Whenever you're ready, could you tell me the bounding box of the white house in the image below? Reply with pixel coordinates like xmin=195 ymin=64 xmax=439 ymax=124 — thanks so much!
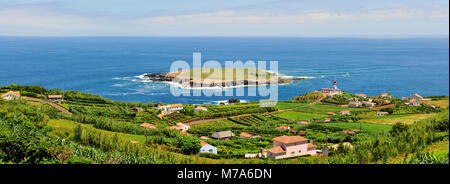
xmin=1 ymin=91 xmax=20 ymax=100
xmin=409 ymin=99 xmax=421 ymax=106
xmin=199 ymin=141 xmax=217 ymax=154
xmin=362 ymin=101 xmax=376 ymax=107
xmin=155 ymin=104 xmax=184 ymax=113
xmin=348 ymin=101 xmax=361 ymax=108
xmin=194 ymin=106 xmax=208 ymax=111
xmin=376 ymin=111 xmax=389 ymax=116
xmin=340 ymin=110 xmax=352 ymax=115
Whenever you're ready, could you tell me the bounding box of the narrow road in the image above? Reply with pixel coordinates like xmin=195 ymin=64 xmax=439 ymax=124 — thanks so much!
xmin=21 ymin=96 xmax=72 ymax=115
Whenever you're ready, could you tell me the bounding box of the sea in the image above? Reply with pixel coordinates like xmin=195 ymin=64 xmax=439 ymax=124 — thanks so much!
xmin=0 ymin=37 xmax=448 ymax=104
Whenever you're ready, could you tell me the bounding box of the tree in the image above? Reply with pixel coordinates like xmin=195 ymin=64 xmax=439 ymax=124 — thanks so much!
xmin=390 ymin=122 xmax=408 ymax=136
xmin=176 ymin=135 xmax=201 ymax=154
xmin=380 ymin=107 xmax=394 ymax=114
xmin=182 ymin=106 xmax=195 ymax=116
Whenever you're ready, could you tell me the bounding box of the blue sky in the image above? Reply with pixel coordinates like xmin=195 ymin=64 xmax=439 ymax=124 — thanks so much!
xmin=0 ymin=0 xmax=448 ymax=37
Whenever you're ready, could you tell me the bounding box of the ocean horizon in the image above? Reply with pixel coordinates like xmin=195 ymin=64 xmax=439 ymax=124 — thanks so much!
xmin=0 ymin=37 xmax=448 ymax=104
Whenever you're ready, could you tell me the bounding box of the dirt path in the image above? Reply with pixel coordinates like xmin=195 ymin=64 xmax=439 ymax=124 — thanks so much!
xmin=21 ymin=96 xmax=72 ymax=115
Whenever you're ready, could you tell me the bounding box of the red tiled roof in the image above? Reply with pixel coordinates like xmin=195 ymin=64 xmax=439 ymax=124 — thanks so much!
xmin=267 ymin=146 xmax=286 ymax=154
xmin=240 ymin=132 xmax=252 ymax=138
xmin=273 ymin=135 xmax=308 ymax=144
xmin=357 ymin=94 xmax=367 ymax=97
xmin=140 ymin=123 xmax=156 ymax=129
xmin=307 ymin=143 xmax=316 ymax=149
xmin=1 ymin=91 xmax=20 ymax=98
xmin=180 ymin=131 xmax=191 ymax=136
xmin=48 ymin=95 xmax=63 ymax=99
xmin=327 ymin=112 xmax=336 ymax=115
xmin=200 ymin=141 xmax=208 ymax=147
xmin=410 ymin=99 xmax=417 ymax=102
xmin=276 ymin=126 xmax=289 ymax=130
xmin=299 ymin=121 xmax=309 ymax=124
xmin=169 ymin=104 xmax=183 ymax=107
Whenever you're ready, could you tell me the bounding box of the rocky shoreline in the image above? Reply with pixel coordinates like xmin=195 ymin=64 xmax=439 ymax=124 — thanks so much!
xmin=143 ymin=71 xmax=306 ymax=88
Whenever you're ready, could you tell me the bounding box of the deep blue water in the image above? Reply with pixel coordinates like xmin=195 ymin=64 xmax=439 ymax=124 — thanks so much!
xmin=0 ymin=37 xmax=448 ymax=104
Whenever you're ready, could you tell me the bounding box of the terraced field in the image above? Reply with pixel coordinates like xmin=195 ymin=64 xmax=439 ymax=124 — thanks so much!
xmin=294 ymin=103 xmax=371 ymax=114
xmin=275 ymin=111 xmax=328 ymax=121
xmin=229 ymin=114 xmax=289 ymax=126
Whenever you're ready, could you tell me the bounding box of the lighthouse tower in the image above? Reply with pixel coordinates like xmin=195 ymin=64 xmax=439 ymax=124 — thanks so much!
xmin=333 ymin=79 xmax=337 ymax=89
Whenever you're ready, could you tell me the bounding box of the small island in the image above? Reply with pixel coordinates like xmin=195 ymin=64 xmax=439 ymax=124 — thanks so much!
xmin=143 ymin=68 xmax=306 ymax=88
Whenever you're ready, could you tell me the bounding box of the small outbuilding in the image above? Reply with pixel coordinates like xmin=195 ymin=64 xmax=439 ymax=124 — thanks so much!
xmin=211 ymin=130 xmax=235 ymax=140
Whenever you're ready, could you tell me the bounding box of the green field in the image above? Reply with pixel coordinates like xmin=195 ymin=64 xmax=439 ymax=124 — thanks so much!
xmin=275 ymin=101 xmax=309 ymax=110
xmin=294 ymin=103 xmax=370 ymax=114
xmin=275 ymin=111 xmax=328 ymax=121
xmin=429 ymin=99 xmax=449 ymax=108
xmin=320 ymin=122 xmax=392 ymax=134
xmin=360 ymin=113 xmax=436 ymax=125
xmin=175 ymin=68 xmax=274 ymax=81
xmin=425 ymin=141 xmax=450 ymax=160
xmin=48 ymin=119 xmax=148 ymax=143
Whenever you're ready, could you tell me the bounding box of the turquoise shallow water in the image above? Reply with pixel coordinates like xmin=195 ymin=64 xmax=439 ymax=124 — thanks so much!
xmin=0 ymin=37 xmax=448 ymax=104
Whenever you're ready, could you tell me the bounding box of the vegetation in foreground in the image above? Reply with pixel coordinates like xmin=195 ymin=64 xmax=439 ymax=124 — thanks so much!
xmin=0 ymin=84 xmax=448 ymax=164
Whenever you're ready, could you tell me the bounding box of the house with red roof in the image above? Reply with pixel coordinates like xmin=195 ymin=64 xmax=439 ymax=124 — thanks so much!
xmin=340 ymin=110 xmax=352 ymax=115
xmin=1 ymin=91 xmax=20 ymax=100
xmin=266 ymin=135 xmax=317 ymax=159
xmin=408 ymin=99 xmax=421 ymax=106
xmin=48 ymin=95 xmax=63 ymax=103
xmin=239 ymin=132 xmax=253 ymax=138
xmin=140 ymin=123 xmax=156 ymax=129
xmin=357 ymin=94 xmax=367 ymax=98
xmin=199 ymin=141 xmax=217 ymax=154
xmin=275 ymin=126 xmax=290 ymax=131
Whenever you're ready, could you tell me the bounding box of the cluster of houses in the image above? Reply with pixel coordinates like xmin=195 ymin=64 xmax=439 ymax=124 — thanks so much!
xmin=198 ymin=129 xmax=319 ymax=160
xmin=152 ymin=103 xmax=208 ymax=118
xmin=402 ymin=94 xmax=432 ymax=107
xmin=1 ymin=91 xmax=64 ymax=103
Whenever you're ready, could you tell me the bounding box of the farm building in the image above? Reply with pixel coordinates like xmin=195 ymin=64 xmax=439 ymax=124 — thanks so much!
xmin=48 ymin=95 xmax=64 ymax=103
xmin=211 ymin=130 xmax=235 ymax=139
